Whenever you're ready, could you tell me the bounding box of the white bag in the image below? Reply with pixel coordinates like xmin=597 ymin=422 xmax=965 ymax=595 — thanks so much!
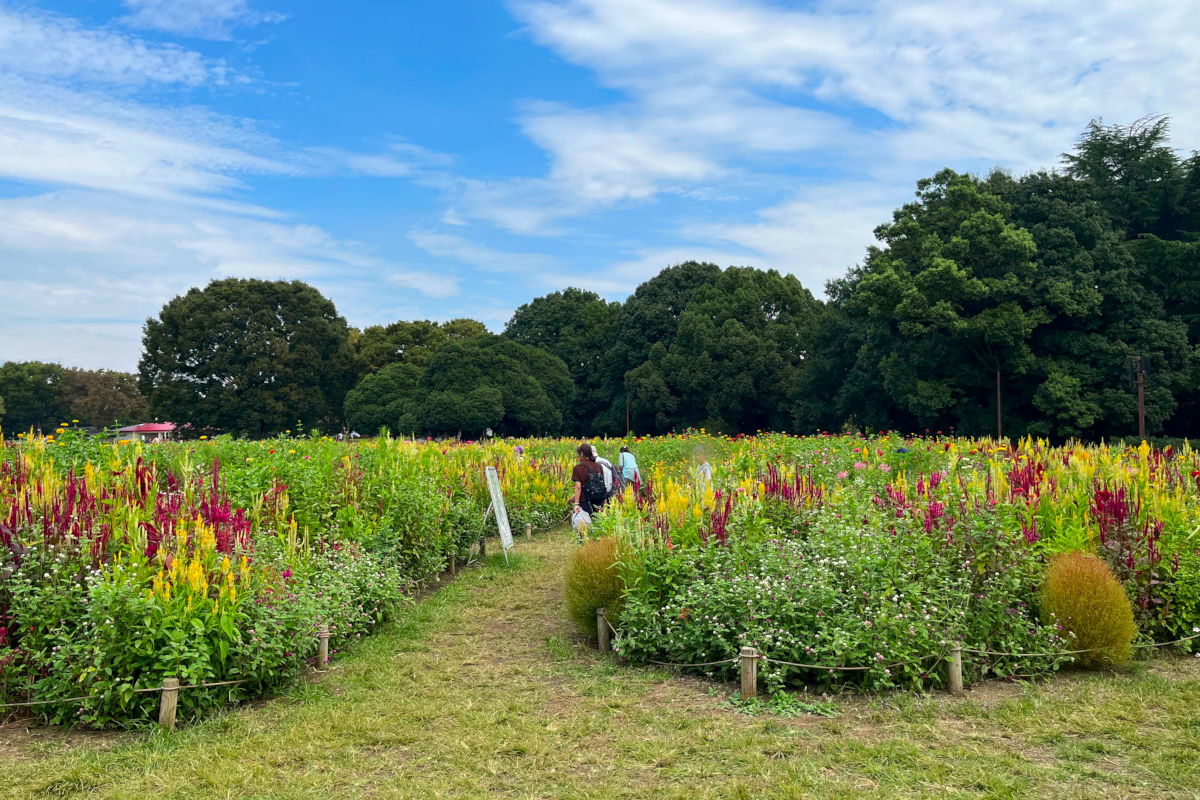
xmin=571 ymin=509 xmax=592 ymax=533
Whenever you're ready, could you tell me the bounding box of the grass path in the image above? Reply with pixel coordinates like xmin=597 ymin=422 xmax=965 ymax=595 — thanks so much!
xmin=3 ymin=529 xmax=1200 ymax=799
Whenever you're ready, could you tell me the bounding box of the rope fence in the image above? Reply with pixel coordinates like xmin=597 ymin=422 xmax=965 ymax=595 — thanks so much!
xmin=3 ymin=520 xmax=563 ymax=729
xmin=593 ymin=608 xmax=1200 ymax=702
xmin=0 ymin=623 xmax=332 ymax=730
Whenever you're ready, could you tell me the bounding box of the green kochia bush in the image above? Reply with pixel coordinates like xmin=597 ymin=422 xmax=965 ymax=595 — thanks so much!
xmin=615 ymin=510 xmax=1066 ymax=692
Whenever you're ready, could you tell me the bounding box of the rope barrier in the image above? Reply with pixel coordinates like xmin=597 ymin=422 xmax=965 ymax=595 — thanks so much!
xmin=0 ymin=679 xmax=253 ymax=710
xmin=647 ymin=657 xmax=740 ymax=669
xmin=759 ymin=652 xmax=942 ymax=672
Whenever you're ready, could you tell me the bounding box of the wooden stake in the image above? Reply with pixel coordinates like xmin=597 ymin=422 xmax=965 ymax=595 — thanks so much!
xmin=158 ymin=677 xmax=179 ymax=731
xmin=597 ymin=608 xmax=610 ymax=653
xmin=449 ymin=554 xmax=457 ymax=576
xmin=525 ymin=522 xmax=532 ymax=541
xmin=740 ymin=647 xmax=758 ymax=701
xmin=948 ymin=645 xmax=964 ymax=696
xmin=317 ymin=624 xmax=330 ymax=669
xmin=479 ymin=537 xmax=486 ymax=558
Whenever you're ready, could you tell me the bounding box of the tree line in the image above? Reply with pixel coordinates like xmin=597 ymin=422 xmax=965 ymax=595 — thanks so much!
xmin=2 ymin=118 xmax=1197 ymax=441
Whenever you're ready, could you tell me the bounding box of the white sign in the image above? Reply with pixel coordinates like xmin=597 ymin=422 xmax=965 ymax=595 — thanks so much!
xmin=485 ymin=466 xmax=514 ymax=559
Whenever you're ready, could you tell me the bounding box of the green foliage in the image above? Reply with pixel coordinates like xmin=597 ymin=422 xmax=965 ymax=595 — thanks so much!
xmin=345 ymin=334 xmax=573 ymax=438
xmin=0 ymin=361 xmax=68 ymax=434
xmin=1041 ymin=551 xmax=1137 ymax=669
xmin=344 ymin=362 xmax=422 ymax=435
xmin=504 ymin=288 xmax=619 ymax=434
xmin=615 ymin=512 xmax=1065 ymax=692
xmin=563 ymin=536 xmax=625 ymax=639
xmin=353 ymin=318 xmax=487 ymax=378
xmin=138 ymin=279 xmax=356 ymax=437
xmin=59 ymin=368 xmax=147 ymax=429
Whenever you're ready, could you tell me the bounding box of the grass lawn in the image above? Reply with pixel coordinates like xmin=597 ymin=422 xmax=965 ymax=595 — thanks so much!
xmin=3 ymin=530 xmax=1199 ymax=800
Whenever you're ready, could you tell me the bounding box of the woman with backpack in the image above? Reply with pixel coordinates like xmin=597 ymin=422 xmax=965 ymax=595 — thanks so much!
xmin=571 ymin=442 xmax=609 ymax=520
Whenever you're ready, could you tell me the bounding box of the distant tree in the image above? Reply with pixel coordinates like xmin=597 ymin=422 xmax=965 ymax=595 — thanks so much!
xmin=343 ymin=335 xmax=572 ymax=438
xmin=60 ymin=368 xmax=147 ymax=429
xmin=139 ymin=279 xmax=356 ymax=437
xmin=343 ymin=362 xmax=422 ymax=435
xmin=420 ymin=336 xmax=573 ymax=436
xmin=836 ymin=170 xmax=1044 ymax=434
xmin=987 ymin=169 xmax=1190 ymax=438
xmin=353 ymin=318 xmax=489 ymax=378
xmin=596 ymin=262 xmax=724 ymax=432
xmin=504 ymin=288 xmax=618 ymax=433
xmin=0 ymin=361 xmax=67 ymax=434
xmin=638 ymin=267 xmax=819 ymax=433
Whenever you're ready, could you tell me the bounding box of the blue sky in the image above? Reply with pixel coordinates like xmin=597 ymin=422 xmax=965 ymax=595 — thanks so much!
xmin=2 ymin=0 xmax=1198 ymax=371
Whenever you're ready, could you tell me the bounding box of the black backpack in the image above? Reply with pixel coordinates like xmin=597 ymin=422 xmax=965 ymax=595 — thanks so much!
xmin=584 ymin=463 xmax=608 ymax=504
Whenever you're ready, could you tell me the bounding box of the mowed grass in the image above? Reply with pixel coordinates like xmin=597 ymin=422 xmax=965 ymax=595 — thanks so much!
xmin=3 ymin=531 xmax=1200 ymax=800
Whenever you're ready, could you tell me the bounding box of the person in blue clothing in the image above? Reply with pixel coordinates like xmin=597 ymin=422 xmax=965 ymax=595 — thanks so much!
xmin=618 ymin=445 xmax=639 ymax=484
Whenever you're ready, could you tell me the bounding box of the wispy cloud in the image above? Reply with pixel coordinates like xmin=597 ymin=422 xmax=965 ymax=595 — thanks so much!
xmin=0 ymin=6 xmax=221 ymax=85
xmin=409 ymin=230 xmax=557 ymax=273
xmin=121 ymin=0 xmax=285 ymax=41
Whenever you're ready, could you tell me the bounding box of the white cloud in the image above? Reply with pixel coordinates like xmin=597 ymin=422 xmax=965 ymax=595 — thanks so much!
xmin=121 ymin=0 xmax=285 ymax=41
xmin=409 ymin=230 xmax=558 ymax=273
xmin=0 ymin=7 xmax=220 ymax=85
xmin=387 ymin=270 xmax=461 ymax=299
xmin=0 ymin=190 xmax=452 ymax=369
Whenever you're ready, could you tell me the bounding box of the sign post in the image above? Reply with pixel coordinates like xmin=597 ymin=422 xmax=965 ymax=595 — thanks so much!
xmin=484 ymin=466 xmax=514 ymax=564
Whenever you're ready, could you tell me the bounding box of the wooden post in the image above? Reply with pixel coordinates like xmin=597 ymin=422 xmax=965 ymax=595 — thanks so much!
xmin=948 ymin=645 xmax=964 ymax=696
xmin=158 ymin=677 xmax=179 ymax=731
xmin=740 ymin=647 xmax=758 ymax=701
xmin=597 ymin=608 xmax=610 ymax=653
xmin=524 ymin=522 xmax=532 ymax=541
xmin=479 ymin=537 xmax=486 ymax=558
xmin=449 ymin=554 xmax=457 ymax=576
xmin=317 ymin=624 xmax=330 ymax=669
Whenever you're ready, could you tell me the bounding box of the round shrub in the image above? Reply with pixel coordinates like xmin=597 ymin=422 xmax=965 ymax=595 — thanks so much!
xmin=564 ymin=537 xmax=625 ymax=639
xmin=1042 ymin=551 xmax=1136 ymax=668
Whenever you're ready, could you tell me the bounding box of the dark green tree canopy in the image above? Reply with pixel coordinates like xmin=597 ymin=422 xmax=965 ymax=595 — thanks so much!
xmin=0 ymin=361 xmax=68 ymax=435
xmin=504 ymin=288 xmax=618 ymax=434
xmin=344 ymin=335 xmax=572 ymax=438
xmin=139 ymin=279 xmax=355 ymax=437
xmin=353 ymin=318 xmax=488 ymax=378
xmin=60 ymin=368 xmax=147 ymax=429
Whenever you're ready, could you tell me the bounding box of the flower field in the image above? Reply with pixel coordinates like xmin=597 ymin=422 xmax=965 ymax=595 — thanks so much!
xmin=3 ymin=429 xmax=1200 ymax=728
xmin=570 ymin=433 xmax=1200 ymax=692
xmin=0 ymin=430 xmax=567 ymax=726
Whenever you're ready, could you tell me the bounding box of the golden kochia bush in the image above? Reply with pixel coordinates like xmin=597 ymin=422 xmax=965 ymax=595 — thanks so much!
xmin=1041 ymin=551 xmax=1137 ymax=668
xmin=564 ymin=536 xmax=625 ymax=639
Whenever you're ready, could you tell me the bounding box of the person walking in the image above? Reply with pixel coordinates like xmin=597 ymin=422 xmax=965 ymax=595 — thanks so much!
xmin=572 ymin=442 xmax=609 ymax=519
xmin=694 ymin=445 xmax=713 ymax=491
xmin=618 ymin=445 xmax=639 ymax=484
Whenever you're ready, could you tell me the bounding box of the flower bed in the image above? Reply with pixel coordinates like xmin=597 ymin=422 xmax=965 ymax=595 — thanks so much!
xmin=579 ymin=434 xmax=1200 ymax=689
xmin=0 ymin=431 xmax=568 ymax=726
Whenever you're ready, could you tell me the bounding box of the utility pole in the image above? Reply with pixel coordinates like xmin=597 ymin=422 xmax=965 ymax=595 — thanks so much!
xmin=1134 ymin=355 xmax=1146 ymax=440
xmin=995 ymin=365 xmax=1002 ymax=440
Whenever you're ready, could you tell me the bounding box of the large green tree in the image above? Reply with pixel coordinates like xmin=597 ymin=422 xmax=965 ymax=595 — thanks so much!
xmin=0 ymin=361 xmax=68 ymax=435
xmin=353 ymin=318 xmax=488 ymax=378
xmin=627 ymin=267 xmax=819 ymax=433
xmin=60 ymin=368 xmax=147 ymax=429
xmin=504 ymin=288 xmax=618 ymax=434
xmin=139 ymin=279 xmax=356 ymax=437
xmin=835 ymin=170 xmax=1044 ymax=435
xmin=344 ymin=335 xmax=572 ymax=438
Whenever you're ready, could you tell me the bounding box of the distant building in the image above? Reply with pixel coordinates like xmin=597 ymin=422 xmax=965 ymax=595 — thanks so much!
xmin=117 ymin=422 xmax=176 ymax=443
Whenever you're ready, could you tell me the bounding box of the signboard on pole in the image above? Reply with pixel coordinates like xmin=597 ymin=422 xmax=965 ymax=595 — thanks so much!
xmin=485 ymin=465 xmax=514 ymax=562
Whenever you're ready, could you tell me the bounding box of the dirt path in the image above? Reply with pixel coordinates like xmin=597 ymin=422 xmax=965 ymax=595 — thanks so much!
xmin=4 ymin=529 xmax=1200 ymax=799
